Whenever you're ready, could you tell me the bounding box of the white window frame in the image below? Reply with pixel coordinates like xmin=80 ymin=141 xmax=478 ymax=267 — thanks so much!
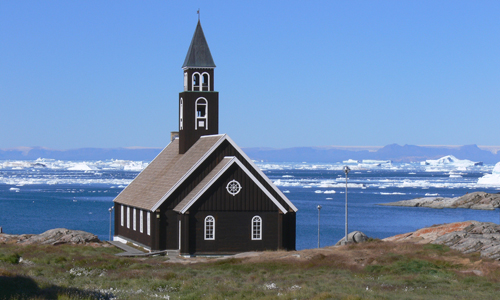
xmin=133 ymin=208 xmax=136 ymax=231
xmin=139 ymin=210 xmax=143 ymax=233
xmin=201 ymin=72 xmax=210 ymax=91
xmin=179 ymin=98 xmax=183 ymax=130
xmin=120 ymin=205 xmax=124 ymax=226
xmin=252 ymin=216 xmax=262 ymax=240
xmin=147 ymin=212 xmax=151 ymax=236
xmin=195 ymin=97 xmax=208 ymax=130
xmin=192 ymin=72 xmax=201 ymax=91
xmin=127 ymin=207 xmax=130 ymax=229
xmin=183 ymin=72 xmax=188 ymax=91
xmin=204 ymin=215 xmax=215 ymax=240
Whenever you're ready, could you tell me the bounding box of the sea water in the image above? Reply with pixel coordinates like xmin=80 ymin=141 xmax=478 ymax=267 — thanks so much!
xmin=0 ymin=159 xmax=499 ymax=250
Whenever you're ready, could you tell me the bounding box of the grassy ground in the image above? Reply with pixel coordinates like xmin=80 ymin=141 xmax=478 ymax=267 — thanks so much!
xmin=1 ymin=240 xmax=500 ymax=299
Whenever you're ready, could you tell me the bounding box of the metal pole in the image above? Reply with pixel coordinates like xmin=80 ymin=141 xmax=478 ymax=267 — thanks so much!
xmin=344 ymin=166 xmax=350 ymax=245
xmin=317 ymin=205 xmax=322 ymax=248
xmin=108 ymin=206 xmax=114 ymax=241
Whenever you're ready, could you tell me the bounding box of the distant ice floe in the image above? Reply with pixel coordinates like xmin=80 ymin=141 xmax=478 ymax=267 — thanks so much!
xmin=380 ymin=192 xmax=406 ymax=195
xmin=477 ymin=162 xmax=500 ymax=187
xmin=421 ymin=155 xmax=482 ymax=168
xmin=0 ymin=158 xmax=149 ymax=172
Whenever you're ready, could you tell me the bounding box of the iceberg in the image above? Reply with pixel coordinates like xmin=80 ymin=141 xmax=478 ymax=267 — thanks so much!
xmin=477 ymin=162 xmax=500 ymax=187
xmin=421 ymin=155 xmax=482 ymax=167
xmin=67 ymin=163 xmax=94 ymax=171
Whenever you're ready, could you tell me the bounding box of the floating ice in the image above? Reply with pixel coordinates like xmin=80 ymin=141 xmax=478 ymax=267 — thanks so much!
xmin=343 ymin=159 xmax=360 ymax=164
xmin=421 ymin=155 xmax=482 ymax=168
xmin=380 ymin=192 xmax=406 ymax=195
xmin=68 ymin=163 xmax=94 ymax=171
xmin=477 ymin=162 xmax=500 ymax=187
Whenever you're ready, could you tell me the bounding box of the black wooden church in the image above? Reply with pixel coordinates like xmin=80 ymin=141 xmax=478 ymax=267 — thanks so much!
xmin=113 ymin=21 xmax=297 ymax=255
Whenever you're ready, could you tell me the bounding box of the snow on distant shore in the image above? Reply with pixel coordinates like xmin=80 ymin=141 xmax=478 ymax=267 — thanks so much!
xmin=478 ymin=162 xmax=500 ymax=187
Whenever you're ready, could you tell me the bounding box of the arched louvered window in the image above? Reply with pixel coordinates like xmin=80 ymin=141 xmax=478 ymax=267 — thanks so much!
xmin=195 ymin=98 xmax=208 ymax=130
xmin=192 ymin=73 xmax=200 ymax=91
xmin=179 ymin=98 xmax=183 ymax=130
xmin=202 ymin=73 xmax=210 ymax=91
xmin=252 ymin=216 xmax=262 ymax=240
xmin=205 ymin=215 xmax=215 ymax=240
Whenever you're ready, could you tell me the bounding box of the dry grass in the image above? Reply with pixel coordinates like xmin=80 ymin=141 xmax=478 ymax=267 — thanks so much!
xmin=1 ymin=240 xmax=500 ymax=299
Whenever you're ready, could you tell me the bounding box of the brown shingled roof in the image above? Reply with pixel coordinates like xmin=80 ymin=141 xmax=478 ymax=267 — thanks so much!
xmin=113 ymin=135 xmax=224 ymax=210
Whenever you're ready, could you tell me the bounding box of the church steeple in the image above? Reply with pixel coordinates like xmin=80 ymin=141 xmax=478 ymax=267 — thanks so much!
xmin=182 ymin=21 xmax=216 ymax=69
xmin=178 ymin=21 xmax=219 ymax=154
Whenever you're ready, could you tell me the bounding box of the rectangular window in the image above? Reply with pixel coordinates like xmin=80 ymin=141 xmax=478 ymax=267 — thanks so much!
xmin=147 ymin=212 xmax=151 ymax=236
xmin=120 ymin=205 xmax=124 ymax=226
xmin=133 ymin=208 xmax=136 ymax=231
xmin=140 ymin=210 xmax=143 ymax=233
xmin=127 ymin=207 xmax=130 ymax=229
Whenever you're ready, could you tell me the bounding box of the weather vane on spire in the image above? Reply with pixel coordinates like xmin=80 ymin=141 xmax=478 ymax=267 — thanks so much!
xmin=197 ymin=9 xmax=200 ymax=21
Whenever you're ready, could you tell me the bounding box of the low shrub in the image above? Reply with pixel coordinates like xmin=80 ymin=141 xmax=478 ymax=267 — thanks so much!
xmin=0 ymin=253 xmax=20 ymax=264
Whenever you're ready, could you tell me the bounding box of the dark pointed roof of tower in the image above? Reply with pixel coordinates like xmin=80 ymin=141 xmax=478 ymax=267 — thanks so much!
xmin=182 ymin=21 xmax=216 ymax=69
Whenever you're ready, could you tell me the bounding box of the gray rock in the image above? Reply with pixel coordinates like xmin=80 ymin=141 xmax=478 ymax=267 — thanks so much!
xmin=380 ymin=192 xmax=500 ymax=210
xmin=335 ymin=231 xmax=369 ymax=246
xmin=0 ymin=228 xmax=100 ymax=245
xmin=432 ymin=222 xmax=500 ymax=260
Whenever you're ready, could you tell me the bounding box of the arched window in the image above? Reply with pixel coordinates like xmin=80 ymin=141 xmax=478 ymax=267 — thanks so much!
xmin=127 ymin=207 xmax=130 ymax=229
xmin=120 ymin=205 xmax=124 ymax=226
xmin=183 ymin=72 xmax=188 ymax=91
xmin=192 ymin=73 xmax=200 ymax=91
xmin=252 ymin=216 xmax=262 ymax=240
xmin=179 ymin=98 xmax=183 ymax=130
xmin=195 ymin=98 xmax=208 ymax=130
xmin=202 ymin=73 xmax=209 ymax=91
xmin=205 ymin=215 xmax=215 ymax=240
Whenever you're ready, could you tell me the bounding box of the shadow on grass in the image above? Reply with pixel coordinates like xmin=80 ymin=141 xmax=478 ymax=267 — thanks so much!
xmin=0 ymin=275 xmax=113 ymax=300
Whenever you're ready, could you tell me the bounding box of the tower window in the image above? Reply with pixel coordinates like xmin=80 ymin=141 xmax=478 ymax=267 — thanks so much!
xmin=183 ymin=72 xmax=188 ymax=91
xmin=205 ymin=215 xmax=215 ymax=240
xmin=195 ymin=98 xmax=208 ymax=130
xmin=202 ymin=73 xmax=209 ymax=91
xmin=252 ymin=216 xmax=262 ymax=240
xmin=192 ymin=73 xmax=200 ymax=91
xmin=179 ymin=98 xmax=183 ymax=130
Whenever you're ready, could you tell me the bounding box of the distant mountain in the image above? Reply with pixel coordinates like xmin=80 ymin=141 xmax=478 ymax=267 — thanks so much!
xmin=244 ymin=144 xmax=500 ymax=164
xmin=1 ymin=144 xmax=499 ymax=164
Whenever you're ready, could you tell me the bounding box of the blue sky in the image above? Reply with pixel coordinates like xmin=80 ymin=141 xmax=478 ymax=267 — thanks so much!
xmin=1 ymin=1 xmax=499 ymax=149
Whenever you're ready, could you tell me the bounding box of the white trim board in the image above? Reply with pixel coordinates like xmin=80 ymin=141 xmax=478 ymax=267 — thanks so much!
xmin=151 ymin=134 xmax=297 ymax=213
xmin=177 ymin=156 xmax=288 ymax=214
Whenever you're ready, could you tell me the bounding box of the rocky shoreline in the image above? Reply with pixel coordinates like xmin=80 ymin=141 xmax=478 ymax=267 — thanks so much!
xmin=0 ymin=228 xmax=101 ymax=245
xmin=384 ymin=221 xmax=500 ymax=260
xmin=379 ymin=191 xmax=500 ymax=210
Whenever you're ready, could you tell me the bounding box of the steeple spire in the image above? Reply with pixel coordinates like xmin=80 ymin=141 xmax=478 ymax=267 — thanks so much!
xmin=182 ymin=21 xmax=216 ymax=69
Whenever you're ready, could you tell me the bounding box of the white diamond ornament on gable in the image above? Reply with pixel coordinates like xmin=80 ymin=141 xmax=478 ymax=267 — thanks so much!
xmin=226 ymin=180 xmax=242 ymax=196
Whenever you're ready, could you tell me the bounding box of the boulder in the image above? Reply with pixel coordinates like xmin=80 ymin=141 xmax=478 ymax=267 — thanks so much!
xmin=335 ymin=231 xmax=369 ymax=246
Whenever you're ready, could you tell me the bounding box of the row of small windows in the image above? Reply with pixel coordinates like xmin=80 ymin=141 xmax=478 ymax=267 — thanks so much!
xmin=120 ymin=206 xmax=151 ymax=236
xmin=184 ymin=72 xmax=210 ymax=91
xmin=204 ymin=215 xmax=262 ymax=241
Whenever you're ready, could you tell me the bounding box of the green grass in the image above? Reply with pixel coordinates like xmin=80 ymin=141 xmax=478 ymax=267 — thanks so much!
xmin=1 ymin=241 xmax=500 ymax=299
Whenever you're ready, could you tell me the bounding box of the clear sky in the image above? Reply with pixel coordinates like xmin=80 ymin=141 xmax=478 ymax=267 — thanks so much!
xmin=1 ymin=1 xmax=499 ymax=150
